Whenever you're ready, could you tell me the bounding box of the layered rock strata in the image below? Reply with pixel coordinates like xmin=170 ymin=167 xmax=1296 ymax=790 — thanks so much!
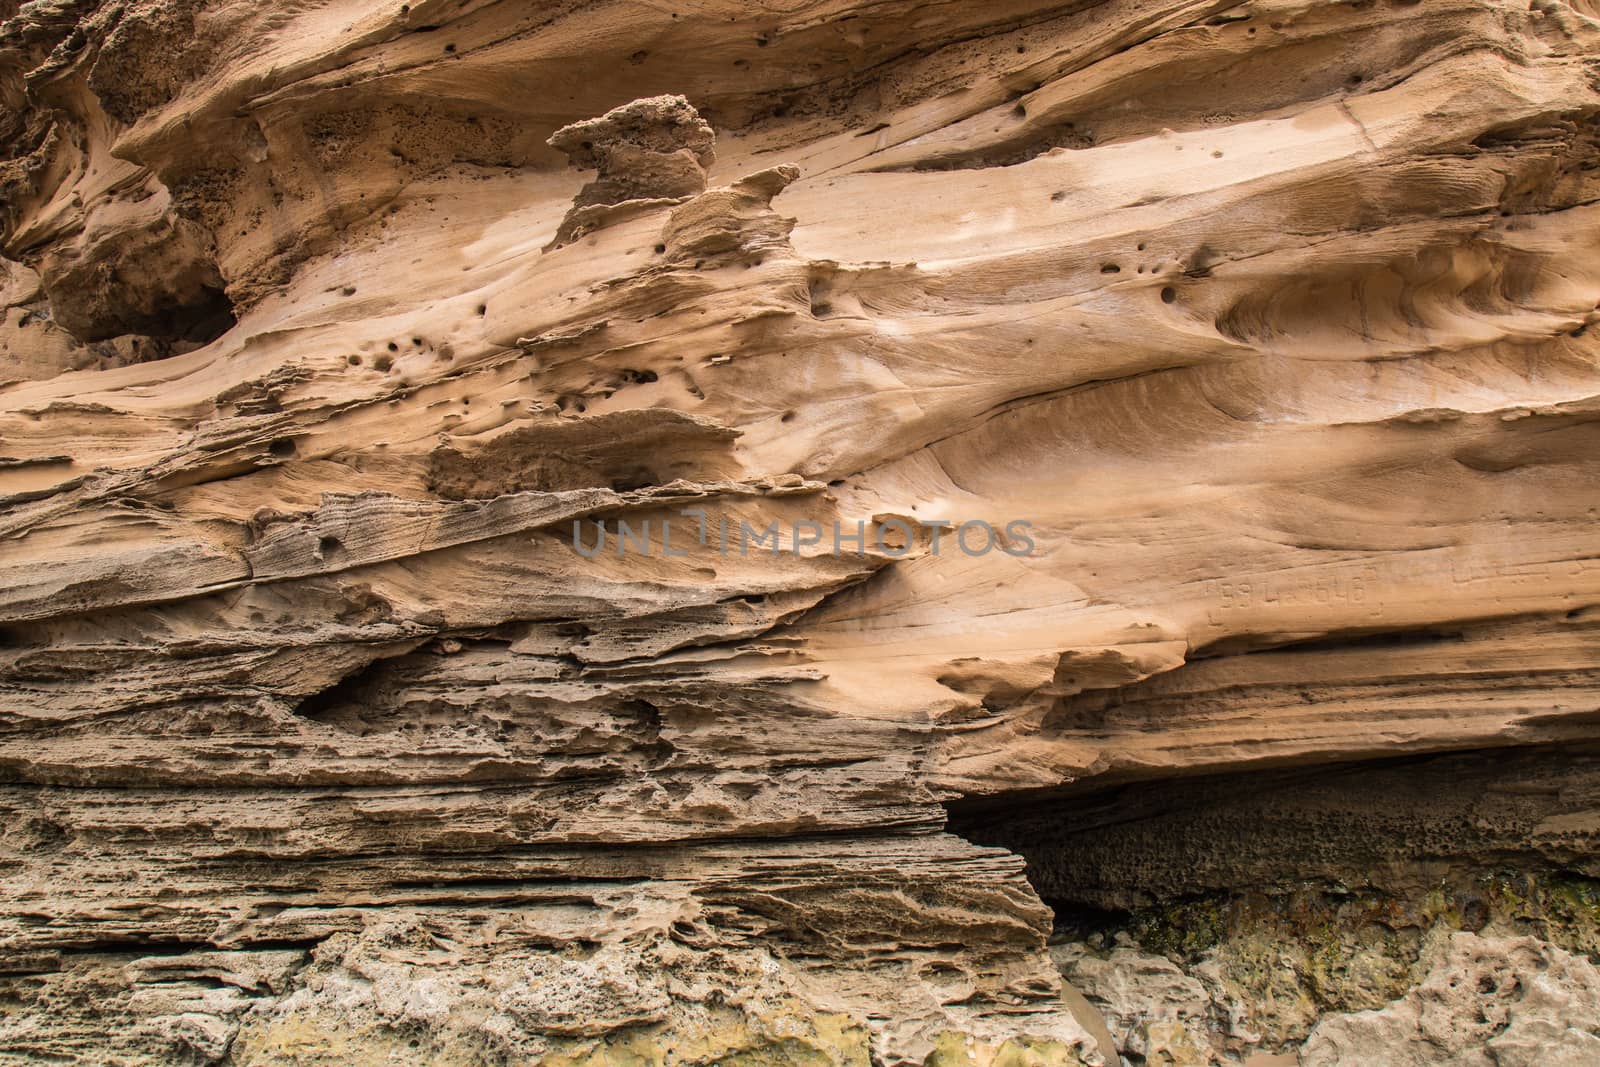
xmin=2 ymin=0 xmax=1600 ymax=1063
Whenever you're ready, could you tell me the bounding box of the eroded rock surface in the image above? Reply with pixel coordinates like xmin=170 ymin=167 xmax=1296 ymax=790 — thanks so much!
xmin=2 ymin=0 xmax=1600 ymax=1063
xmin=1301 ymin=933 xmax=1600 ymax=1067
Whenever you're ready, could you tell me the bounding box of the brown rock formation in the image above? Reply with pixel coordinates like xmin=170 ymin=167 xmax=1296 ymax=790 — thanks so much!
xmin=2 ymin=0 xmax=1600 ymax=1063
xmin=546 ymin=94 xmax=718 ymax=249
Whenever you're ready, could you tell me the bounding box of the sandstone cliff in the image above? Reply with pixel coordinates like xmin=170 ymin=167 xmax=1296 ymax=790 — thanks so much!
xmin=3 ymin=0 xmax=1600 ymax=1064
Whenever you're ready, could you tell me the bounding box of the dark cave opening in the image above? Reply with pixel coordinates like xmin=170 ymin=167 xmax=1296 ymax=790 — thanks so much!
xmin=944 ymin=744 xmax=1600 ymax=1062
xmin=174 ymin=285 xmax=239 ymax=344
xmin=945 ymin=741 xmax=1600 ymax=921
xmin=291 ymin=652 xmax=402 ymax=727
xmin=60 ymin=283 xmax=238 ymax=350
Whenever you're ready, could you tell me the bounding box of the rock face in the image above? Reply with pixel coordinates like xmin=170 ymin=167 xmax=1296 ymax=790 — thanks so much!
xmin=1 ymin=0 xmax=1599 ymax=1064
xmin=1301 ymin=933 xmax=1600 ymax=1067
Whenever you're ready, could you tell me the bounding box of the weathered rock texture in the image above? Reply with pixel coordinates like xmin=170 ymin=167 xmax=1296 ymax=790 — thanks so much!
xmin=2 ymin=0 xmax=1600 ymax=1063
xmin=1301 ymin=932 xmax=1600 ymax=1066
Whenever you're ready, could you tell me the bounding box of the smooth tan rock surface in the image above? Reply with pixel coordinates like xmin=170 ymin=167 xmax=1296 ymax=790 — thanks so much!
xmin=2 ymin=0 xmax=1599 ymax=1063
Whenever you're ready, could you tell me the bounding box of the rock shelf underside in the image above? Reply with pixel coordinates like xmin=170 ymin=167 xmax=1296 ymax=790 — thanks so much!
xmin=3 ymin=0 xmax=1600 ymax=1063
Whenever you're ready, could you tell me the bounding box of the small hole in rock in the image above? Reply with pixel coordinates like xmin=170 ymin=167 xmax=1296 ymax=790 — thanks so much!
xmin=1100 ymin=264 xmax=1121 ymax=274
xmin=1161 ymin=287 xmax=1177 ymax=304
xmin=269 ymin=438 xmax=296 ymax=458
